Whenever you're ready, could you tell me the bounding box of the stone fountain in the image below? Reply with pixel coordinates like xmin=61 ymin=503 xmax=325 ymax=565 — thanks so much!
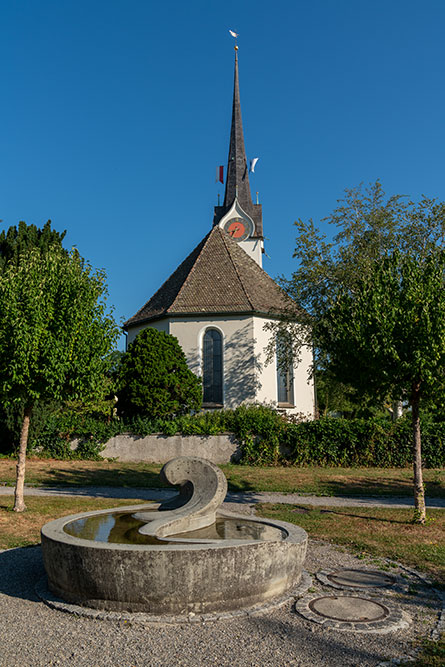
xmin=41 ymin=457 xmax=307 ymax=615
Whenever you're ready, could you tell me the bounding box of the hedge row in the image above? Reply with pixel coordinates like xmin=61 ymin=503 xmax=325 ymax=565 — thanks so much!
xmin=27 ymin=404 xmax=282 ymax=460
xmin=280 ymin=417 xmax=444 ymax=468
xmin=24 ymin=405 xmax=445 ymax=468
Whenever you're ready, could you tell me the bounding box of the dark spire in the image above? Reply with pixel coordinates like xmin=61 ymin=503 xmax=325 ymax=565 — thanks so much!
xmin=223 ymin=49 xmax=252 ymax=208
xmin=213 ymin=49 xmax=263 ymax=237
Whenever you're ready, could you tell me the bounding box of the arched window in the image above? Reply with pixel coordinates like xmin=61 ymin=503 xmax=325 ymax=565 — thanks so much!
xmin=276 ymin=335 xmax=294 ymax=406
xmin=202 ymin=328 xmax=223 ymax=405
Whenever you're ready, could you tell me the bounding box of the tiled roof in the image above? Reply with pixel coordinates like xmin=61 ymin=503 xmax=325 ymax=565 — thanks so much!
xmin=124 ymin=227 xmax=298 ymax=328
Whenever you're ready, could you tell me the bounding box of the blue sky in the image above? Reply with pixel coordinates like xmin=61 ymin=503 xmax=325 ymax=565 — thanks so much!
xmin=2 ymin=1 xmax=445 ymax=348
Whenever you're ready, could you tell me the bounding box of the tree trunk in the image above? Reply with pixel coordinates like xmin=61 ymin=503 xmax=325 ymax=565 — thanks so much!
xmin=13 ymin=405 xmax=32 ymax=513
xmin=411 ymin=386 xmax=426 ymax=524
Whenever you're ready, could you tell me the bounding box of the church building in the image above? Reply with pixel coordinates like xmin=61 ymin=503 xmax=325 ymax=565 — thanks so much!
xmin=124 ymin=49 xmax=314 ymax=417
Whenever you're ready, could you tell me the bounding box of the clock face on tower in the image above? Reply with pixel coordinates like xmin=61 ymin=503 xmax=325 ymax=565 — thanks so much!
xmin=223 ymin=217 xmax=253 ymax=242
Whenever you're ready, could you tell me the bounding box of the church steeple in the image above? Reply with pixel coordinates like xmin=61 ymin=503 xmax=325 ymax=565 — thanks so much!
xmin=213 ymin=49 xmax=263 ymax=239
xmin=224 ymin=48 xmax=252 ymax=209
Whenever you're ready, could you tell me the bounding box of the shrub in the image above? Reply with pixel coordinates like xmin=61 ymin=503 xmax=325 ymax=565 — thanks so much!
xmin=19 ymin=403 xmax=445 ymax=467
xmin=281 ymin=415 xmax=444 ymax=468
xmin=30 ymin=412 xmax=121 ymax=460
xmin=116 ymin=329 xmax=202 ymax=419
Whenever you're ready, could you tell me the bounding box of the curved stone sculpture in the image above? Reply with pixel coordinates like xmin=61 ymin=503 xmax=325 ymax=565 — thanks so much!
xmin=134 ymin=457 xmax=227 ymax=537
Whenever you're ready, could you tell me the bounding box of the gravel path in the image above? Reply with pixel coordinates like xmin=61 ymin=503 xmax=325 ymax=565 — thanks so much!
xmin=0 ymin=538 xmax=441 ymax=667
xmin=0 ymin=484 xmax=444 ymax=508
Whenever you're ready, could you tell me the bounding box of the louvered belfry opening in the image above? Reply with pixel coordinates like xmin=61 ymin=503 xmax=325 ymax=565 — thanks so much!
xmin=202 ymin=328 xmax=223 ymax=405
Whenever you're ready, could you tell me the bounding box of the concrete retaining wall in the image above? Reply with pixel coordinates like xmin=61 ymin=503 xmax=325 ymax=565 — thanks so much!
xmin=97 ymin=433 xmax=241 ymax=464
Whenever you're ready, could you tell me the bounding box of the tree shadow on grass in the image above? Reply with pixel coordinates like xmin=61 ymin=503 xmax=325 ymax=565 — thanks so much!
xmin=225 ymin=477 xmax=257 ymax=493
xmin=308 ymin=476 xmax=445 ymax=499
xmin=284 ymin=504 xmax=413 ymax=525
xmin=29 ymin=464 xmax=167 ymax=489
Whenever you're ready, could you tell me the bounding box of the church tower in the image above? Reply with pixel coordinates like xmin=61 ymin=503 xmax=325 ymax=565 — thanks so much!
xmin=124 ymin=47 xmax=315 ymax=417
xmin=213 ymin=48 xmax=264 ymax=266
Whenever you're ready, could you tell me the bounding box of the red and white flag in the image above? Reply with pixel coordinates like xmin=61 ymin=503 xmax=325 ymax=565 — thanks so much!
xmin=216 ymin=165 xmax=224 ymax=184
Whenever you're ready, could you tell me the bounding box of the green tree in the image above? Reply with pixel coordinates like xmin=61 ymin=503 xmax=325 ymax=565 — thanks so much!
xmin=316 ymin=251 xmax=445 ymax=522
xmin=0 ymin=219 xmax=66 ymax=271
xmin=315 ymin=368 xmax=358 ymax=418
xmin=280 ymin=181 xmax=445 ymax=413
xmin=0 ymin=246 xmax=119 ymax=511
xmin=0 ymin=220 xmax=68 ymax=450
xmin=117 ymin=328 xmax=202 ymax=419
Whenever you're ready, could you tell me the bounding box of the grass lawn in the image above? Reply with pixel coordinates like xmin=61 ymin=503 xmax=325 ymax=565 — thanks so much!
xmin=0 ymin=457 xmax=444 ymax=497
xmin=256 ymin=503 xmax=445 ymax=585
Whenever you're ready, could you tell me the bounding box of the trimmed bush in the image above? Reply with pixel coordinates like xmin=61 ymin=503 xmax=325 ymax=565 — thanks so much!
xmin=116 ymin=329 xmax=202 ymax=419
xmin=280 ymin=416 xmax=444 ymax=468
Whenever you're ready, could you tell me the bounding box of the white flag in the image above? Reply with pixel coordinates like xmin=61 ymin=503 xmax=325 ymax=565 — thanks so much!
xmin=250 ymin=157 xmax=259 ymax=173
xmin=229 ymin=29 xmax=239 ymax=38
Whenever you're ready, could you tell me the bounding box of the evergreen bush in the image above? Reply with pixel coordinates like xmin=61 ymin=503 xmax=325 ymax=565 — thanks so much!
xmin=116 ymin=329 xmax=202 ymax=420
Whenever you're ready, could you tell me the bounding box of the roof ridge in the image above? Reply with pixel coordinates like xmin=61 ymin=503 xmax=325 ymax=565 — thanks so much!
xmin=123 ymin=232 xmax=210 ymax=327
xmin=219 ymin=228 xmax=255 ymax=310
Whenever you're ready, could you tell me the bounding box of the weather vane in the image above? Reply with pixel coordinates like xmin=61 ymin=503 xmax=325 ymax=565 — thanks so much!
xmin=229 ymin=29 xmax=239 ymax=51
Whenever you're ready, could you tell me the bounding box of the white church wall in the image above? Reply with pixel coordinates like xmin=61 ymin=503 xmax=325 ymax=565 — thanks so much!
xmin=292 ymin=340 xmax=315 ymax=418
xmin=126 ymin=315 xmax=314 ymax=417
xmin=252 ymin=317 xmax=315 ymax=418
xmin=252 ymin=315 xmax=277 ymax=406
xmin=238 ymin=238 xmax=263 ymax=266
xmin=169 ymin=315 xmax=257 ymax=409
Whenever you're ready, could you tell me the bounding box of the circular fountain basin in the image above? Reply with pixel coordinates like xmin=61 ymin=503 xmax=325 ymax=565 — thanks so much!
xmin=41 ymin=457 xmax=307 ymax=615
xmin=41 ymin=505 xmax=307 ymax=614
xmin=63 ymin=509 xmax=287 ymax=545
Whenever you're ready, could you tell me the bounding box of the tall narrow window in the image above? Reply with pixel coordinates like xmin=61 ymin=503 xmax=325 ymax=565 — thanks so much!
xmin=276 ymin=336 xmax=294 ymax=406
xmin=203 ymin=328 xmax=223 ymax=405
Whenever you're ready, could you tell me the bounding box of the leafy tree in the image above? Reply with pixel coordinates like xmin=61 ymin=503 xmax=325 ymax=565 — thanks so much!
xmin=316 ymin=251 xmax=445 ymax=522
xmin=117 ymin=328 xmax=202 ymax=419
xmin=315 ymin=368 xmax=358 ymax=418
xmin=276 ymin=181 xmax=445 ymax=413
xmin=0 ymin=220 xmax=68 ymax=450
xmin=288 ymin=181 xmax=445 ymax=310
xmin=0 ymin=246 xmax=119 ymax=511
xmin=108 ymin=349 xmax=125 ymax=381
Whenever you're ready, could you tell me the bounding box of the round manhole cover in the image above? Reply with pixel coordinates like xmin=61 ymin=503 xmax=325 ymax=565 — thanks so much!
xmin=327 ymin=569 xmax=396 ymax=589
xmin=308 ymin=596 xmax=389 ymax=623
